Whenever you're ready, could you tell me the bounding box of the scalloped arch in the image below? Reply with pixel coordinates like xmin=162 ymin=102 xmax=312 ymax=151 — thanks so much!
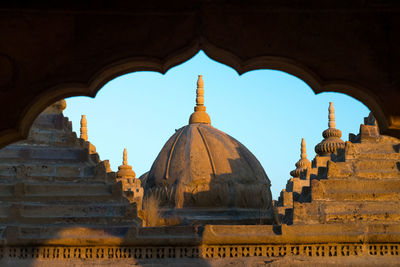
xmin=4 ymin=39 xmax=389 ymax=148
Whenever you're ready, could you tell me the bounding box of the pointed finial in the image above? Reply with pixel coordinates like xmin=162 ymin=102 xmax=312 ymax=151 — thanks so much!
xmin=189 ymin=75 xmax=211 ymax=124
xmin=328 ymin=102 xmax=335 ymax=128
xmin=80 ymin=115 xmax=88 ymax=141
xmin=196 ymin=75 xmax=204 ymax=106
xmin=300 ymin=138 xmax=307 ymax=159
xmin=315 ymin=102 xmax=345 ymax=156
xmin=290 ymin=138 xmax=311 ymax=178
xmin=123 ymin=148 xmax=128 ymax=165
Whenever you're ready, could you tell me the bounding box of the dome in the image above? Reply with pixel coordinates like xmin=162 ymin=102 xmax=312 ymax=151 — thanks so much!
xmin=144 ymin=123 xmax=272 ymax=210
xmin=143 ymin=76 xmax=273 ymax=220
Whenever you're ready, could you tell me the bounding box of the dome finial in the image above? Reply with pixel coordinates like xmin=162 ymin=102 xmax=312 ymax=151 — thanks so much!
xmin=80 ymin=115 xmax=88 ymax=141
xmin=189 ymin=75 xmax=211 ymax=124
xmin=123 ymin=148 xmax=128 ymax=165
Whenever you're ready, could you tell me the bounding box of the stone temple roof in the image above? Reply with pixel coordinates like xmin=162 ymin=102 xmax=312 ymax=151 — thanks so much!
xmin=143 ymin=76 xmax=273 ymax=219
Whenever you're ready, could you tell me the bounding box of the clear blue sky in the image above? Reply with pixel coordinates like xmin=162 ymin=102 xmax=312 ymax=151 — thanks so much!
xmin=64 ymin=51 xmax=369 ymax=199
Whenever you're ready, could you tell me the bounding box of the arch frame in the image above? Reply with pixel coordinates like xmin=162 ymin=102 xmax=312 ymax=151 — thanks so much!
xmin=4 ymin=39 xmax=392 ymax=149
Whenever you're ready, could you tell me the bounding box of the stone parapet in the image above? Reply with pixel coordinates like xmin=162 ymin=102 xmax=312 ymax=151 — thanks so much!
xmin=0 ymin=223 xmax=398 ymax=247
xmin=0 ymin=243 xmax=399 ymax=265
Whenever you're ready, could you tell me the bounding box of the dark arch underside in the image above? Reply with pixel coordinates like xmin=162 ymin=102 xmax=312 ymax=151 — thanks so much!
xmin=0 ymin=1 xmax=399 ymax=147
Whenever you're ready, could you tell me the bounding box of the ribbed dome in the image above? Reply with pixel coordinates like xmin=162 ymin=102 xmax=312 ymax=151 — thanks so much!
xmin=143 ymin=123 xmax=272 ymax=210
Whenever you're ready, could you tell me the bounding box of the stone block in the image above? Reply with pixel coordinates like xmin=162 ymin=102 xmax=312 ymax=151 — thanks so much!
xmin=31 ymin=148 xmax=86 ymax=162
xmin=0 ymin=165 xmax=16 ymax=176
xmin=28 ymin=164 xmax=56 ymax=177
xmin=20 ymin=204 xmax=126 ymax=218
xmin=93 ymin=162 xmax=112 ymax=182
xmin=353 ymin=159 xmax=399 ymax=172
xmin=4 ymin=226 xmax=20 ymax=244
xmin=28 ymin=129 xmax=53 ymax=142
xmin=359 ymin=124 xmax=380 ymax=141
xmin=8 ymin=204 xmax=23 ymax=220
xmin=282 ymin=190 xmax=293 ymax=207
xmin=339 ymin=179 xmax=398 ymax=193
xmin=13 ymin=183 xmax=26 ymax=198
xmin=56 ymin=165 xmax=81 ymax=177
xmin=0 ymin=148 xmax=21 ymax=159
xmin=0 ymin=205 xmax=10 ymax=218
xmin=32 ymin=114 xmax=62 ymax=130
xmin=310 ymin=180 xmax=325 ymax=201
xmin=321 ymin=201 xmax=400 ymax=223
xmin=355 ymin=170 xmax=400 ymax=179
xmin=25 ymin=184 xmax=112 ymax=197
xmin=292 ymin=203 xmax=320 ymax=224
xmin=344 ymin=141 xmax=358 ymax=160
xmin=83 ymin=166 xmax=95 ymax=177
xmin=311 ymin=179 xmax=400 ymax=201
xmin=356 ymin=142 xmax=398 ymax=155
xmin=112 ymin=182 xmax=124 ymax=200
xmin=285 ymin=179 xmax=293 ymax=192
xmin=0 ymin=184 xmax=14 ymax=197
xmin=292 ymin=177 xmax=309 ymax=193
xmin=312 ymin=155 xmax=330 ymax=169
xmin=326 ymin=161 xmax=353 ymax=178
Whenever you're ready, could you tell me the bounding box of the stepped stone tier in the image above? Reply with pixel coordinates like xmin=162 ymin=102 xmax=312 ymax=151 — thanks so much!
xmin=277 ymin=109 xmax=400 ymax=227
xmin=0 ymin=98 xmax=399 ymax=265
xmin=143 ymin=76 xmax=274 ymax=224
xmin=278 ymin=138 xmax=312 ymax=213
xmin=0 ymin=100 xmax=140 ymax=243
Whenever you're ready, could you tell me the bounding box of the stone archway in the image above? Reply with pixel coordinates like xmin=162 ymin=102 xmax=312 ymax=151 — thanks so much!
xmin=0 ymin=2 xmax=399 ymax=147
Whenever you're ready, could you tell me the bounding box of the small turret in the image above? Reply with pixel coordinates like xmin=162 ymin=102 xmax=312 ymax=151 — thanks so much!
xmin=117 ymin=148 xmax=143 ymax=207
xmin=290 ymin=138 xmax=311 ymax=178
xmin=315 ymin=102 xmax=345 ymax=156
xmin=117 ymin=148 xmax=136 ymax=180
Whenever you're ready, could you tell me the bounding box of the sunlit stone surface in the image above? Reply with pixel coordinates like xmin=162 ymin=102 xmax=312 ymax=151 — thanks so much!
xmin=0 ymin=89 xmax=398 ymax=266
xmin=143 ymin=76 xmax=274 ymax=224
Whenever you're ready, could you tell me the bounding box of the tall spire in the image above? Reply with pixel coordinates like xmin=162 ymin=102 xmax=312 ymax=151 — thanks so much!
xmin=315 ymin=102 xmax=345 ymax=156
xmin=328 ymin=102 xmax=335 ymax=128
xmin=189 ymin=75 xmax=211 ymax=124
xmin=123 ymin=148 xmax=128 ymax=165
xmin=196 ymin=75 xmax=205 ymax=107
xmin=290 ymin=138 xmax=311 ymax=178
xmin=80 ymin=115 xmax=88 ymax=141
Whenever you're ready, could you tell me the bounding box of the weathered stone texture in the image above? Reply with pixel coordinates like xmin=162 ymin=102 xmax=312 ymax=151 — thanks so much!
xmin=0 ymin=100 xmax=140 ymax=241
xmin=0 ymin=98 xmax=399 ymax=265
xmin=278 ymin=114 xmax=400 ymax=227
xmin=143 ymin=77 xmax=273 ymax=224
